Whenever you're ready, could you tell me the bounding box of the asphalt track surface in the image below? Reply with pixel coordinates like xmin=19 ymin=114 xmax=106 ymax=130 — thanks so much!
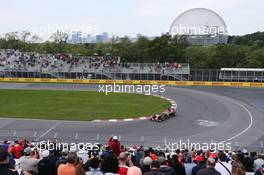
xmin=0 ymin=83 xmax=263 ymax=151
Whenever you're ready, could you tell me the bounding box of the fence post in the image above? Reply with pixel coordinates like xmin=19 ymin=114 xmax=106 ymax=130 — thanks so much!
xmin=202 ymin=69 xmax=204 ymax=81
xmin=208 ymin=69 xmax=211 ymax=81
xmin=194 ymin=69 xmax=197 ymax=81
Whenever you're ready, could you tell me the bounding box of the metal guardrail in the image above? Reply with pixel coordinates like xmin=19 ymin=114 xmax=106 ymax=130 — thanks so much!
xmin=0 ymin=69 xmax=263 ymax=82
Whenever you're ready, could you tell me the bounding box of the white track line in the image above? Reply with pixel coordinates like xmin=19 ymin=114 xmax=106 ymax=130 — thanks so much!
xmin=218 ymin=99 xmax=253 ymax=143
xmin=168 ymin=87 xmax=253 ymax=144
xmin=36 ymin=122 xmax=61 ymax=141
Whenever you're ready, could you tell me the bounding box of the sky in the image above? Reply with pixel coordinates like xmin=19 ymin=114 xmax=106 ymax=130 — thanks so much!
xmin=0 ymin=0 xmax=263 ymax=38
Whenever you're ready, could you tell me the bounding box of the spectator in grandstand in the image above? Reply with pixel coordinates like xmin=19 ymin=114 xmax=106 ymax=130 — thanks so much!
xmin=143 ymin=160 xmax=165 ymax=175
xmin=196 ymin=158 xmax=221 ymax=175
xmin=85 ymin=157 xmax=103 ymax=175
xmin=57 ymin=151 xmax=79 ymax=175
xmin=0 ymin=148 xmax=18 ymax=175
xmin=215 ymin=151 xmax=232 ymax=175
xmin=231 ymin=161 xmax=245 ymax=175
xmin=37 ymin=150 xmax=55 ymax=175
xmin=19 ymin=147 xmax=40 ymax=175
xmin=108 ymin=136 xmax=121 ymax=157
xmin=101 ymin=155 xmax=119 ymax=175
xmin=171 ymin=154 xmax=186 ymax=175
xmin=118 ymin=152 xmax=133 ymax=175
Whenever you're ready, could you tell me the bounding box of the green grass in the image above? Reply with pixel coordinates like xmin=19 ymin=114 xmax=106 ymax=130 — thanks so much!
xmin=0 ymin=89 xmax=170 ymax=121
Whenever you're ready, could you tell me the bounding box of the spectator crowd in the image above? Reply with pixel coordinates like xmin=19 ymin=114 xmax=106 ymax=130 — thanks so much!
xmin=0 ymin=49 xmax=186 ymax=75
xmin=0 ymin=49 xmax=120 ymax=73
xmin=0 ymin=136 xmax=264 ymax=175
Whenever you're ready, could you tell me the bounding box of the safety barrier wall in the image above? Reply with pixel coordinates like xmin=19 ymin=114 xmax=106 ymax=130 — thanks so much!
xmin=0 ymin=77 xmax=264 ymax=88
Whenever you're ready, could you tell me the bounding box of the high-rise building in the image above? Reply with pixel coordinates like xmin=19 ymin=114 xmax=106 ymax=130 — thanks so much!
xmin=96 ymin=35 xmax=103 ymax=43
xmin=70 ymin=31 xmax=83 ymax=44
xmin=102 ymin=32 xmax=109 ymax=43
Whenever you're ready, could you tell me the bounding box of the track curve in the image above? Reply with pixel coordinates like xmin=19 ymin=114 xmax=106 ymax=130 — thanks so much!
xmin=0 ymin=83 xmax=263 ymax=150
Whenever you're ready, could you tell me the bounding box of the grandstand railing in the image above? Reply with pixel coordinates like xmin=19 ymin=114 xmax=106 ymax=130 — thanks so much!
xmin=0 ymin=69 xmax=263 ymax=82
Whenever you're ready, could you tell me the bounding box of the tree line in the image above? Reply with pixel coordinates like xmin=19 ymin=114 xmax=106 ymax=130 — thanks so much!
xmin=0 ymin=31 xmax=264 ymax=69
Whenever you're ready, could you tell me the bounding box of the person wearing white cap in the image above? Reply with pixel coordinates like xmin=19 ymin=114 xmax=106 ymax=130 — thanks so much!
xmin=108 ymin=136 xmax=121 ymax=157
xmin=113 ymin=136 xmax=118 ymax=140
xmin=37 ymin=150 xmax=55 ymax=175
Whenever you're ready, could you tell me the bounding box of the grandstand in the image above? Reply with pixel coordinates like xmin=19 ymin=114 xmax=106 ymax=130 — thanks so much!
xmin=219 ymin=68 xmax=264 ymax=82
xmin=0 ymin=49 xmax=190 ymax=81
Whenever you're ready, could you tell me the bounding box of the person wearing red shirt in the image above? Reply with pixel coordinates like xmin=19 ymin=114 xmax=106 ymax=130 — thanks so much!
xmin=108 ymin=136 xmax=121 ymax=157
xmin=14 ymin=142 xmax=23 ymax=159
xmin=118 ymin=152 xmax=133 ymax=175
xmin=149 ymin=149 xmax=158 ymax=161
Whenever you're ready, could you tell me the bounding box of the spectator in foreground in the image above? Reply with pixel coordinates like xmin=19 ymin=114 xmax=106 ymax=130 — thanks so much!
xmin=0 ymin=148 xmax=18 ymax=175
xmin=254 ymin=167 xmax=264 ymax=175
xmin=20 ymin=147 xmax=40 ymax=175
xmin=141 ymin=157 xmax=152 ymax=174
xmin=196 ymin=158 xmax=221 ymax=175
xmin=158 ymin=156 xmax=174 ymax=175
xmin=127 ymin=166 xmax=142 ymax=175
xmin=86 ymin=157 xmax=103 ymax=175
xmin=108 ymin=136 xmax=121 ymax=157
xmin=143 ymin=161 xmax=165 ymax=175
xmin=149 ymin=148 xmax=158 ymax=161
xmin=37 ymin=150 xmax=55 ymax=175
xmin=215 ymin=151 xmax=232 ymax=175
xmin=232 ymin=161 xmax=245 ymax=175
xmin=119 ymin=152 xmax=133 ymax=175
xmin=101 ymin=155 xmax=119 ymax=175
xmin=57 ymin=151 xmax=79 ymax=175
xmin=172 ymin=154 xmax=186 ymax=175
xmin=55 ymin=150 xmax=68 ymax=174
xmin=192 ymin=159 xmax=206 ymax=175
xmin=254 ymin=155 xmax=264 ymax=171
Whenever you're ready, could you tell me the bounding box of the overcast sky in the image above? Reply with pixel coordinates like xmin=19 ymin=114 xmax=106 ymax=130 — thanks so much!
xmin=0 ymin=0 xmax=263 ymax=38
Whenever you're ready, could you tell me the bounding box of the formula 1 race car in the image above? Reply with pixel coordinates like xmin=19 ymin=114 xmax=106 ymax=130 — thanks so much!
xmin=150 ymin=108 xmax=177 ymax=122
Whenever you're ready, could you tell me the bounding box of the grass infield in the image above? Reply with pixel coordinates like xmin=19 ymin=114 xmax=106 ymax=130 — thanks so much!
xmin=0 ymin=89 xmax=170 ymax=121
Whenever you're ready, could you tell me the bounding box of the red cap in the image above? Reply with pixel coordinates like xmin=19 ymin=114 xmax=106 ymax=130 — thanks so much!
xmin=210 ymin=153 xmax=218 ymax=159
xmin=195 ymin=155 xmax=204 ymax=164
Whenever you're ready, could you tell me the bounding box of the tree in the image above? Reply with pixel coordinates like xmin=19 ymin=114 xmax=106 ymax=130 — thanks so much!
xmin=50 ymin=30 xmax=69 ymax=53
xmin=20 ymin=30 xmax=31 ymax=43
xmin=31 ymin=35 xmax=43 ymax=43
xmin=4 ymin=32 xmax=20 ymax=49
